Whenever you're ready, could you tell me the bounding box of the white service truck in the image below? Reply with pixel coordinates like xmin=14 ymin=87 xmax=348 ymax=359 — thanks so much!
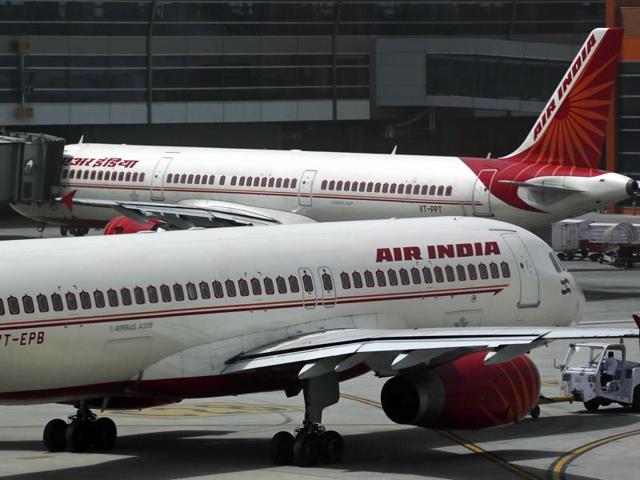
xmin=560 ymin=343 xmax=640 ymax=411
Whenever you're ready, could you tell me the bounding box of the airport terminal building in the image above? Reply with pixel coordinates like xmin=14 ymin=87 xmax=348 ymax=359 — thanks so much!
xmin=0 ymin=0 xmax=638 ymax=211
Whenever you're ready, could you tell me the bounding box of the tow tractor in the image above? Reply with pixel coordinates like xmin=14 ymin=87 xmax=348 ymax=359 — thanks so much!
xmin=559 ymin=343 xmax=640 ymax=411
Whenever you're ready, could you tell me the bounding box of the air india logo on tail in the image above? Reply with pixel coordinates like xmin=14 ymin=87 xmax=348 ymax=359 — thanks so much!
xmin=502 ymin=28 xmax=623 ymax=169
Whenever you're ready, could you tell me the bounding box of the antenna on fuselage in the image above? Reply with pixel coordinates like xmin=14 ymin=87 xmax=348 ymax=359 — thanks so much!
xmin=391 ymin=145 xmax=398 ymax=155
xmin=486 ymin=152 xmax=492 ymax=159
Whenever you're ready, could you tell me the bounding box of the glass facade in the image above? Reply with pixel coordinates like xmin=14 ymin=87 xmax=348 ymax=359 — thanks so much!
xmin=426 ymin=54 xmax=569 ymax=102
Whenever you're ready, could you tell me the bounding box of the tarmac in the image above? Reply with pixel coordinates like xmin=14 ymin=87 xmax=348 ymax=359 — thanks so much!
xmin=0 ymin=218 xmax=638 ymax=480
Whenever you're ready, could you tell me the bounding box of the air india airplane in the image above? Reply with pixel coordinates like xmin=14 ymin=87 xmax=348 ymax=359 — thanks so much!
xmin=10 ymin=28 xmax=638 ymax=236
xmin=0 ymin=216 xmax=636 ymax=466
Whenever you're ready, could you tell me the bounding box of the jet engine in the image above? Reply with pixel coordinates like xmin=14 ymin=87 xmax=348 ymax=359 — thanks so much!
xmin=380 ymin=350 xmax=540 ymax=430
xmin=104 ymin=216 xmax=163 ymax=235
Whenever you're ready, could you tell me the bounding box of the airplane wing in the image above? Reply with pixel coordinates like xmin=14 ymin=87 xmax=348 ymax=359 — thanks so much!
xmin=223 ymin=326 xmax=639 ymax=378
xmin=56 ymin=192 xmax=316 ymax=228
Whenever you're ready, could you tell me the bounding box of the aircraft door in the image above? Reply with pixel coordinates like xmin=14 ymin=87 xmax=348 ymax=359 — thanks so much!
xmin=502 ymin=233 xmax=540 ymax=308
xmin=318 ymin=266 xmax=336 ymax=308
xmin=299 ymin=267 xmax=317 ymax=309
xmin=150 ymin=156 xmax=172 ymax=201
xmin=472 ymin=169 xmax=497 ymax=216
xmin=298 ymin=170 xmax=317 ymax=207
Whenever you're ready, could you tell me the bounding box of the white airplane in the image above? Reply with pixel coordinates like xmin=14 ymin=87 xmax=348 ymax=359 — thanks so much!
xmin=10 ymin=28 xmax=637 ymax=235
xmin=0 ymin=216 xmax=637 ymax=466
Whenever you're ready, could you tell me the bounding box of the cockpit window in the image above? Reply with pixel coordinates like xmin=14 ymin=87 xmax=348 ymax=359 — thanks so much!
xmin=549 ymin=252 xmax=565 ymax=273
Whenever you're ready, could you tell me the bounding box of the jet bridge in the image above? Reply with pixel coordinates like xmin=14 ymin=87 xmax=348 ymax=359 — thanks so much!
xmin=0 ymin=131 xmax=66 ymax=205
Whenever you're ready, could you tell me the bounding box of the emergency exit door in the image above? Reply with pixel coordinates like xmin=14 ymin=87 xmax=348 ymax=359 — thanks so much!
xmin=502 ymin=233 xmax=540 ymax=308
xmin=150 ymin=157 xmax=172 ymax=201
xmin=472 ymin=169 xmax=497 ymax=216
xmin=298 ymin=170 xmax=317 ymax=206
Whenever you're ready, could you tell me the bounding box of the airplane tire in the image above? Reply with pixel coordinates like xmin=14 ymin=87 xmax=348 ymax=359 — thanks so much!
xmin=529 ymin=405 xmax=541 ymax=419
xmin=92 ymin=417 xmax=117 ymax=450
xmin=43 ymin=419 xmax=67 ymax=452
xmin=632 ymin=386 xmax=640 ymax=412
xmin=318 ymin=430 xmax=343 ymax=464
xmin=293 ymin=432 xmax=319 ymax=467
xmin=66 ymin=421 xmax=91 ymax=453
xmin=270 ymin=431 xmax=294 ymax=465
xmin=584 ymin=399 xmax=600 ymax=411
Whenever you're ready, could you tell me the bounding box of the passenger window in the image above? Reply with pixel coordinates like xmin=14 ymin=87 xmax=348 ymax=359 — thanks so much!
xmin=302 ymin=274 xmax=314 ymax=293
xmin=213 ymin=281 xmax=224 ymax=298
xmin=104 ymin=171 xmax=110 ymax=181
xmin=66 ymin=292 xmax=78 ymax=310
xmin=276 ymin=276 xmax=287 ymax=294
xmin=276 ymin=178 xmax=282 ymax=188
xmin=457 ymin=265 xmax=466 ymax=281
xmin=413 ymin=185 xmax=420 ymax=195
xmin=167 ymin=173 xmax=173 ymax=183
xmin=423 ymin=267 xmax=433 ymax=283
xmin=83 ymin=170 xmax=89 ymax=180
xmin=382 ymin=183 xmax=388 ymax=193
xmin=160 ymin=285 xmax=171 ymax=302
xmin=336 ymin=180 xmax=343 ymax=190
xmin=62 ymin=169 xmax=69 ymax=179
xmin=343 ymin=181 xmax=351 ymax=191
xmin=120 ymin=288 xmax=132 ymax=305
xmin=261 ymin=177 xmax=267 ymax=187
xmin=329 ymin=180 xmax=335 ymax=190
xmin=376 ymin=270 xmax=386 ymax=287
xmin=225 ymin=280 xmax=236 ymax=297
xmin=202 ymin=175 xmax=208 ymax=184
xmin=490 ymin=262 xmax=500 ymax=279
xmin=52 ymin=293 xmax=64 ymax=311
xmin=340 ymin=272 xmax=351 ymax=289
xmin=69 ymin=170 xmax=76 ymax=179
xmin=359 ymin=182 xmax=365 ymax=192
xmin=80 ymin=291 xmax=92 ymax=309
xmin=268 ymin=178 xmax=275 ymax=187
xmin=375 ymin=182 xmax=381 ymax=193
xmin=291 ymin=179 xmax=297 ymax=188
xmin=247 ymin=176 xmax=253 ymax=186
xmin=186 ymin=282 xmax=198 ymax=300
xmin=91 ymin=171 xmax=97 ymax=180
xmin=399 ymin=268 xmax=410 ymax=285
xmin=501 ymin=262 xmax=511 ymax=278
xmin=173 ymin=284 xmax=185 ymax=301
xmin=118 ymin=172 xmax=124 ymax=181
xmin=352 ymin=271 xmax=363 ymax=288
xmin=209 ymin=175 xmax=215 ymax=185
xmin=199 ymin=281 xmax=211 ymax=299
xmin=283 ymin=178 xmax=290 ymax=188
xmin=434 ymin=266 xmax=444 ymax=283
xmin=322 ymin=272 xmax=333 ymax=290
xmin=398 ymin=184 xmax=404 ymax=194
xmin=364 ymin=271 xmax=374 ymax=287
xmin=349 ymin=181 xmax=356 ymax=191
xmin=264 ymin=277 xmax=275 ymax=295
xmin=188 ymin=174 xmax=194 ymax=184
xmin=288 ymin=275 xmax=300 ymax=293
xmin=239 ymin=176 xmax=246 ymax=186
xmin=390 ymin=183 xmax=396 ymax=194
xmin=93 ymin=290 xmax=105 ymax=308
xmin=37 ymin=294 xmax=50 ymax=312
xmin=108 ymin=289 xmax=119 ymax=307
xmin=437 ymin=186 xmax=444 ymax=195
xmin=139 ymin=173 xmax=145 ymax=182
xmin=180 ymin=174 xmax=186 ymax=183
xmin=445 ymin=266 xmax=455 ymax=282
xmin=97 ymin=171 xmax=103 ymax=181
xmin=479 ymin=263 xmax=489 ymax=279
xmin=468 ymin=264 xmax=478 ymax=280
xmin=8 ymin=296 xmax=19 ymax=314
xmin=253 ymin=177 xmax=260 ymax=187
xmin=421 ymin=185 xmax=428 ymax=195
xmin=411 ymin=267 xmax=422 ymax=284
xmin=195 ymin=174 xmax=201 ymax=184
xmin=0 ymin=299 xmax=4 ymax=315
xmin=125 ymin=172 xmax=131 ymax=182
xmin=445 ymin=186 xmax=453 ymax=196
xmin=132 ymin=172 xmax=138 ymax=182
xmin=251 ymin=278 xmax=262 ymax=295
xmin=134 ymin=287 xmax=145 ymax=305
xmin=387 ymin=269 xmax=398 ymax=286
xmin=429 ymin=185 xmax=436 ymax=195
xmin=23 ymin=295 xmax=34 ymax=314
xmin=238 ymin=279 xmax=249 ymax=296
xmin=147 ymin=286 xmax=158 ymax=303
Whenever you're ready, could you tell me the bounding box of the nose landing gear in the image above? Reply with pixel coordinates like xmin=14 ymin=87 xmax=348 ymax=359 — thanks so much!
xmin=270 ymin=373 xmax=344 ymax=467
xmin=43 ymin=405 xmax=117 ymax=453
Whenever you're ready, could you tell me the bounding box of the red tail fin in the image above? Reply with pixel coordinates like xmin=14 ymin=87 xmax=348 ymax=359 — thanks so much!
xmin=501 ymin=28 xmax=623 ymax=168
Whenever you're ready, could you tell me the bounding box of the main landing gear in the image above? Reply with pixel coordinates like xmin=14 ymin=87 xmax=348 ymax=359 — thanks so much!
xmin=271 ymin=373 xmax=344 ymax=467
xmin=43 ymin=404 xmax=117 ymax=453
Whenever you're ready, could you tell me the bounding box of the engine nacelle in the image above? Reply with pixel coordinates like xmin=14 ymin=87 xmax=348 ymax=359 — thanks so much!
xmin=104 ymin=216 xmax=162 ymax=235
xmin=381 ymin=351 xmax=540 ymax=430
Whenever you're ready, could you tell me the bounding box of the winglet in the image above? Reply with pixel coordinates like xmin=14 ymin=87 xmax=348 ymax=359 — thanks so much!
xmin=60 ymin=190 xmax=77 ymax=212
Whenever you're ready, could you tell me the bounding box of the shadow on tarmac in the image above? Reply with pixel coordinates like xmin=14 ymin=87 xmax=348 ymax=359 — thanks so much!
xmin=0 ymin=410 xmax=636 ymax=480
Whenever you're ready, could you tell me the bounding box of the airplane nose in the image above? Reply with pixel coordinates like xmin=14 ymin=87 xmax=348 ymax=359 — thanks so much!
xmin=626 ymin=179 xmax=639 ymax=197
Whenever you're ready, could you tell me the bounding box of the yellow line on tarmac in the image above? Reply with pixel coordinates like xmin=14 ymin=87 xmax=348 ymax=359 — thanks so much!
xmin=340 ymin=393 xmax=542 ymax=480
xmin=548 ymin=429 xmax=640 ymax=480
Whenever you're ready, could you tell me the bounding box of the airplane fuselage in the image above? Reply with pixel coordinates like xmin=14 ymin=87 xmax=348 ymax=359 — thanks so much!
xmin=0 ymin=217 xmax=582 ymax=405
xmin=11 ymin=143 xmax=634 ymax=230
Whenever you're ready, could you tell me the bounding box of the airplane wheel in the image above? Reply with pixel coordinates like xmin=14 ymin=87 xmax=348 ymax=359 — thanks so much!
xmin=43 ymin=419 xmax=67 ymax=452
xmin=584 ymin=399 xmax=600 ymax=411
xmin=92 ymin=417 xmax=117 ymax=450
xmin=66 ymin=421 xmax=92 ymax=453
xmin=529 ymin=405 xmax=541 ymax=420
xmin=60 ymin=226 xmax=68 ymax=236
xmin=318 ymin=430 xmax=343 ymax=464
xmin=270 ymin=431 xmax=294 ymax=465
xmin=632 ymin=386 xmax=640 ymax=412
xmin=293 ymin=432 xmax=319 ymax=467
